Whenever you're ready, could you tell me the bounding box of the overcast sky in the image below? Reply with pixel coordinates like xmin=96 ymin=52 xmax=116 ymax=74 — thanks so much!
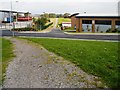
xmin=0 ymin=0 xmax=120 ymax=15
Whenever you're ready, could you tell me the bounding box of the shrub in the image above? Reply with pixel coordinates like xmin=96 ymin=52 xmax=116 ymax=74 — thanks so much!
xmin=106 ymin=28 xmax=119 ymax=33
xmin=12 ymin=27 xmax=37 ymax=31
xmin=112 ymin=28 xmax=118 ymax=33
xmin=64 ymin=27 xmax=75 ymax=30
xmin=106 ymin=28 xmax=111 ymax=33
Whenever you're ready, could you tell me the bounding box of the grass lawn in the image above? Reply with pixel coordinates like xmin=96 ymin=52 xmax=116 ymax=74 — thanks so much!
xmin=58 ymin=18 xmax=71 ymax=24
xmin=58 ymin=18 xmax=71 ymax=27
xmin=21 ymin=37 xmax=119 ymax=88
xmin=0 ymin=38 xmax=14 ymax=85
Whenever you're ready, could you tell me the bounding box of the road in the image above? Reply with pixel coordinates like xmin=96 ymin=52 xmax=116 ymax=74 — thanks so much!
xmin=53 ymin=18 xmax=58 ymax=28
xmin=0 ymin=28 xmax=120 ymax=41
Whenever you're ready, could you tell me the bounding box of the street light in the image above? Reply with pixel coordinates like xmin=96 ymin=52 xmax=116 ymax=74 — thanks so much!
xmin=10 ymin=0 xmax=19 ymax=23
xmin=15 ymin=1 xmax=19 ymax=22
xmin=10 ymin=0 xmax=12 ymax=27
xmin=9 ymin=0 xmax=14 ymax=36
xmin=10 ymin=0 xmax=18 ymax=37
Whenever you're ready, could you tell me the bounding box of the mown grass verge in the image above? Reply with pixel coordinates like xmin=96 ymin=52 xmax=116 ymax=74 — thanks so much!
xmin=21 ymin=37 xmax=119 ymax=88
xmin=0 ymin=38 xmax=15 ymax=85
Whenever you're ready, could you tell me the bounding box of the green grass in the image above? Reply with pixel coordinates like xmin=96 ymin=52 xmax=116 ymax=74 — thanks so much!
xmin=64 ymin=27 xmax=75 ymax=30
xmin=57 ymin=18 xmax=71 ymax=29
xmin=0 ymin=38 xmax=14 ymax=85
xmin=21 ymin=37 xmax=119 ymax=88
xmin=58 ymin=18 xmax=71 ymax=27
xmin=58 ymin=18 xmax=71 ymax=24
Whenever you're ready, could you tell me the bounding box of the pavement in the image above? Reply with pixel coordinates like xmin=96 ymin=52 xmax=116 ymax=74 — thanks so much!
xmin=64 ymin=31 xmax=120 ymax=35
xmin=53 ymin=18 xmax=58 ymax=28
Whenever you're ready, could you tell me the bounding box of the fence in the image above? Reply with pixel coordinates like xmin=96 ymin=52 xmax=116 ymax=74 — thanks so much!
xmin=0 ymin=21 xmax=32 ymax=29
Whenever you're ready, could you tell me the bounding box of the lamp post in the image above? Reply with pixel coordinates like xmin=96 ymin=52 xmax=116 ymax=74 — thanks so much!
xmin=10 ymin=0 xmax=12 ymax=27
xmin=10 ymin=0 xmax=18 ymax=37
xmin=15 ymin=1 xmax=19 ymax=22
xmin=10 ymin=0 xmax=14 ymax=36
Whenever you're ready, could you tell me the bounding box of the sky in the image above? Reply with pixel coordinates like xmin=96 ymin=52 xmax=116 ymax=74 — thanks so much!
xmin=0 ymin=0 xmax=120 ymax=15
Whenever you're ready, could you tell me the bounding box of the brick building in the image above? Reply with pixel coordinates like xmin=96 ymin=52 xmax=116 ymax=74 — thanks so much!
xmin=70 ymin=14 xmax=120 ymax=33
xmin=69 ymin=13 xmax=79 ymax=28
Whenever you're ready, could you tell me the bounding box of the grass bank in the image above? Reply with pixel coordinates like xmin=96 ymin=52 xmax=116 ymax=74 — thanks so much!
xmin=58 ymin=18 xmax=71 ymax=27
xmin=0 ymin=38 xmax=14 ymax=85
xmin=58 ymin=18 xmax=71 ymax=24
xmin=21 ymin=37 xmax=119 ymax=88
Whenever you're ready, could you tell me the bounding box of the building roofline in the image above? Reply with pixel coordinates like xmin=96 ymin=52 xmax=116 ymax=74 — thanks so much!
xmin=69 ymin=13 xmax=79 ymax=18
xmin=0 ymin=10 xmax=31 ymax=14
xmin=76 ymin=16 xmax=120 ymax=18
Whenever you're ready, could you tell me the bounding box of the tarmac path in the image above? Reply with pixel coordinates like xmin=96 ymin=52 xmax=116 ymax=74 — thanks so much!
xmin=53 ymin=18 xmax=58 ymax=28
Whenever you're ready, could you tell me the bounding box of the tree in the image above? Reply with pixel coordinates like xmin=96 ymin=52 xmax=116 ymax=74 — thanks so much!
xmin=36 ymin=17 xmax=48 ymax=30
xmin=56 ymin=14 xmax=63 ymax=18
xmin=63 ymin=13 xmax=70 ymax=18
xmin=40 ymin=14 xmax=44 ymax=17
xmin=49 ymin=13 xmax=56 ymax=18
xmin=32 ymin=17 xmax=36 ymax=23
xmin=32 ymin=17 xmax=37 ymax=29
xmin=43 ymin=13 xmax=49 ymax=18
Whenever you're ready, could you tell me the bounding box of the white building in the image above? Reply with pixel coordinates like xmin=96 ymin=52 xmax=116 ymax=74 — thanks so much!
xmin=62 ymin=22 xmax=71 ymax=27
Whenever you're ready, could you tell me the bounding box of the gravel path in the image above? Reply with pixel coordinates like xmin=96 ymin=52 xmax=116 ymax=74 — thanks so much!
xmin=3 ymin=37 xmax=107 ymax=88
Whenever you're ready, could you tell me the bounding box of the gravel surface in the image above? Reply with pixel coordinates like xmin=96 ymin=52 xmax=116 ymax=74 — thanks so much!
xmin=3 ymin=37 xmax=107 ymax=88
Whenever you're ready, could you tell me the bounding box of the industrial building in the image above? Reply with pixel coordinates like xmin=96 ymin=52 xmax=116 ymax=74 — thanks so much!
xmin=0 ymin=10 xmax=32 ymax=29
xmin=70 ymin=13 xmax=120 ymax=33
xmin=0 ymin=10 xmax=32 ymax=22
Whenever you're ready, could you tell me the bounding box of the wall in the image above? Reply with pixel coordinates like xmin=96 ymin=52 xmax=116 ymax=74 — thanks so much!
xmin=71 ymin=16 xmax=77 ymax=28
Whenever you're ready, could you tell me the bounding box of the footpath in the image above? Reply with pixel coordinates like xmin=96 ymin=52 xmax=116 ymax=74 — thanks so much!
xmin=3 ymin=37 xmax=107 ymax=88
